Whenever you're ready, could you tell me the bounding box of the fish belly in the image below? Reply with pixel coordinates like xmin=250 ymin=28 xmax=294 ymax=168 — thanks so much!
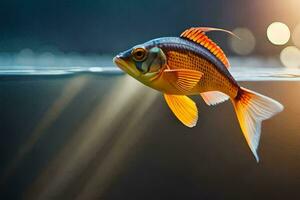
xmin=167 ymin=51 xmax=238 ymax=98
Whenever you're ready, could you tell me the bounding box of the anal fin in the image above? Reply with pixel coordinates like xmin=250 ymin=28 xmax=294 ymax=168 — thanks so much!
xmin=200 ymin=91 xmax=229 ymax=106
xmin=164 ymin=94 xmax=198 ymax=127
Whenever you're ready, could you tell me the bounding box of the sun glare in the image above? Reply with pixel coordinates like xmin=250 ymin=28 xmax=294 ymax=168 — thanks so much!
xmin=267 ymin=22 xmax=290 ymax=45
xmin=229 ymin=27 xmax=256 ymax=55
xmin=280 ymin=46 xmax=300 ymax=68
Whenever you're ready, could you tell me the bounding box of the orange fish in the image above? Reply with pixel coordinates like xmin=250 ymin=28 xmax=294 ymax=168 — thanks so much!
xmin=113 ymin=27 xmax=283 ymax=161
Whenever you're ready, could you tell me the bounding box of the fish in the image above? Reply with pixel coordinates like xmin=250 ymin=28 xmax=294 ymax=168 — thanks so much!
xmin=113 ymin=27 xmax=284 ymax=161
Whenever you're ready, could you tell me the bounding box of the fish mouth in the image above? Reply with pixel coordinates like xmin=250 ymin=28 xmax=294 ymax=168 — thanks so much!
xmin=113 ymin=55 xmax=139 ymax=77
xmin=113 ymin=55 xmax=126 ymax=70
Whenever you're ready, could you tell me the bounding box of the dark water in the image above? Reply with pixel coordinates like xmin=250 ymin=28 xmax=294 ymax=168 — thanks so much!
xmin=0 ymin=72 xmax=300 ymax=199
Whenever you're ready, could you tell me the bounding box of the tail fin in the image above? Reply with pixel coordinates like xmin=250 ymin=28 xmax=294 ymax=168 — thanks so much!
xmin=232 ymin=87 xmax=284 ymax=162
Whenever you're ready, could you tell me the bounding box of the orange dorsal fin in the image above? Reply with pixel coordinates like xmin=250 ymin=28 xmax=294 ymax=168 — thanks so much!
xmin=180 ymin=27 xmax=235 ymax=69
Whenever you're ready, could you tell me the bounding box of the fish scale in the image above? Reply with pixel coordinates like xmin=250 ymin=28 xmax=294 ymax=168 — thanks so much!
xmin=165 ymin=50 xmax=238 ymax=98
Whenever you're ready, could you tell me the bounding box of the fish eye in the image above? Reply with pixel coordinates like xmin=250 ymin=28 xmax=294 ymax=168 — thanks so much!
xmin=132 ymin=47 xmax=147 ymax=62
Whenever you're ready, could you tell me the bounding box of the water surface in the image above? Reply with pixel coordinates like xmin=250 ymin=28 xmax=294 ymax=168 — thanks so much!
xmin=1 ymin=56 xmax=300 ymax=81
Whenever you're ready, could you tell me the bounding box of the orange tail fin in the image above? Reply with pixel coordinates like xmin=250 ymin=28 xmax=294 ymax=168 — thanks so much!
xmin=232 ymin=87 xmax=284 ymax=162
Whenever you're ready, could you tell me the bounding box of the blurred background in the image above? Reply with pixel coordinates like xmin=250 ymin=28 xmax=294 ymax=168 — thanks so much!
xmin=1 ymin=0 xmax=300 ymax=68
xmin=1 ymin=1 xmax=300 ymax=200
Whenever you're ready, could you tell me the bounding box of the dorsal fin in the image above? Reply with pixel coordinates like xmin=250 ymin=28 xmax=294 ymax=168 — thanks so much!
xmin=180 ymin=27 xmax=235 ymax=69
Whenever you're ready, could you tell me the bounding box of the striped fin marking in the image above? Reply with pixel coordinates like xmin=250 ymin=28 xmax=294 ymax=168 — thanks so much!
xmin=232 ymin=87 xmax=284 ymax=162
xmin=163 ymin=69 xmax=203 ymax=93
xmin=180 ymin=27 xmax=233 ymax=69
xmin=164 ymin=94 xmax=198 ymax=127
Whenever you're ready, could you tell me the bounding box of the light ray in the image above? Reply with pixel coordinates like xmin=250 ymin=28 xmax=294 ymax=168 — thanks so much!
xmin=25 ymin=76 xmax=154 ymax=199
xmin=75 ymin=90 xmax=158 ymax=200
xmin=0 ymin=76 xmax=89 ymax=184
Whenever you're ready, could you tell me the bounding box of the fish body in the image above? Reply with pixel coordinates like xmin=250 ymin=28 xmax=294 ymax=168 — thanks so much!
xmin=140 ymin=37 xmax=238 ymax=97
xmin=114 ymin=27 xmax=283 ymax=161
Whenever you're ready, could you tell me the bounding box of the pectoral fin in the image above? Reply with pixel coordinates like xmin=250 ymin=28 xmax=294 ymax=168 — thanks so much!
xmin=164 ymin=94 xmax=198 ymax=127
xmin=163 ymin=69 xmax=203 ymax=92
xmin=200 ymin=91 xmax=229 ymax=106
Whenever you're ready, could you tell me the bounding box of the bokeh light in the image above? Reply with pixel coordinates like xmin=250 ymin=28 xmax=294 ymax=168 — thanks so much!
xmin=280 ymin=46 xmax=300 ymax=68
xmin=267 ymin=22 xmax=290 ymax=45
xmin=229 ymin=28 xmax=256 ymax=55
xmin=292 ymin=23 xmax=300 ymax=48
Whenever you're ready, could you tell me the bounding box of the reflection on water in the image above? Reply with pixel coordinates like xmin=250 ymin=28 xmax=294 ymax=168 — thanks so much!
xmin=0 ymin=66 xmax=123 ymax=76
xmin=0 ymin=56 xmax=300 ymax=81
xmin=1 ymin=66 xmax=300 ymax=81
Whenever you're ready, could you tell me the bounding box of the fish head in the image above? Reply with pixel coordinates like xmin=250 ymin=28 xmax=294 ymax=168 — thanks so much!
xmin=113 ymin=43 xmax=166 ymax=84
